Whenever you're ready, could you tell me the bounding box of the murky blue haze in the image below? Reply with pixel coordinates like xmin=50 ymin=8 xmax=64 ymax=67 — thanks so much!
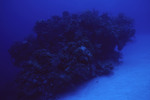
xmin=1 ymin=0 xmax=150 ymax=100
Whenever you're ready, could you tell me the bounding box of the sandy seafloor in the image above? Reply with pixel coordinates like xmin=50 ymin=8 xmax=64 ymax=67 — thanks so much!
xmin=58 ymin=34 xmax=150 ymax=100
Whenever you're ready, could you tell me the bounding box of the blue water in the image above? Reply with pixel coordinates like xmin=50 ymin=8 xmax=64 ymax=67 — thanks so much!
xmin=1 ymin=0 xmax=150 ymax=100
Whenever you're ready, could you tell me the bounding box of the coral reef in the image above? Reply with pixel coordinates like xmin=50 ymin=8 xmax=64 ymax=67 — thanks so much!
xmin=9 ymin=10 xmax=135 ymax=99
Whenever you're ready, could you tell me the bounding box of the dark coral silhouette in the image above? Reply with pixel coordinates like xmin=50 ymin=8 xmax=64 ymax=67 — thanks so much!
xmin=9 ymin=10 xmax=135 ymax=99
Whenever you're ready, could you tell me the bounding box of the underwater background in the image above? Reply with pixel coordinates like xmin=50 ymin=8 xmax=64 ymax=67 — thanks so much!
xmin=1 ymin=0 xmax=150 ymax=100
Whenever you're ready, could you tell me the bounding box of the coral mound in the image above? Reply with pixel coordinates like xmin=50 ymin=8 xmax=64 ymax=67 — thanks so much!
xmin=9 ymin=10 xmax=135 ymax=99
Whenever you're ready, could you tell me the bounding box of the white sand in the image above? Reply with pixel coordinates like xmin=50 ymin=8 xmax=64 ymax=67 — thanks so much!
xmin=59 ymin=34 xmax=150 ymax=100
